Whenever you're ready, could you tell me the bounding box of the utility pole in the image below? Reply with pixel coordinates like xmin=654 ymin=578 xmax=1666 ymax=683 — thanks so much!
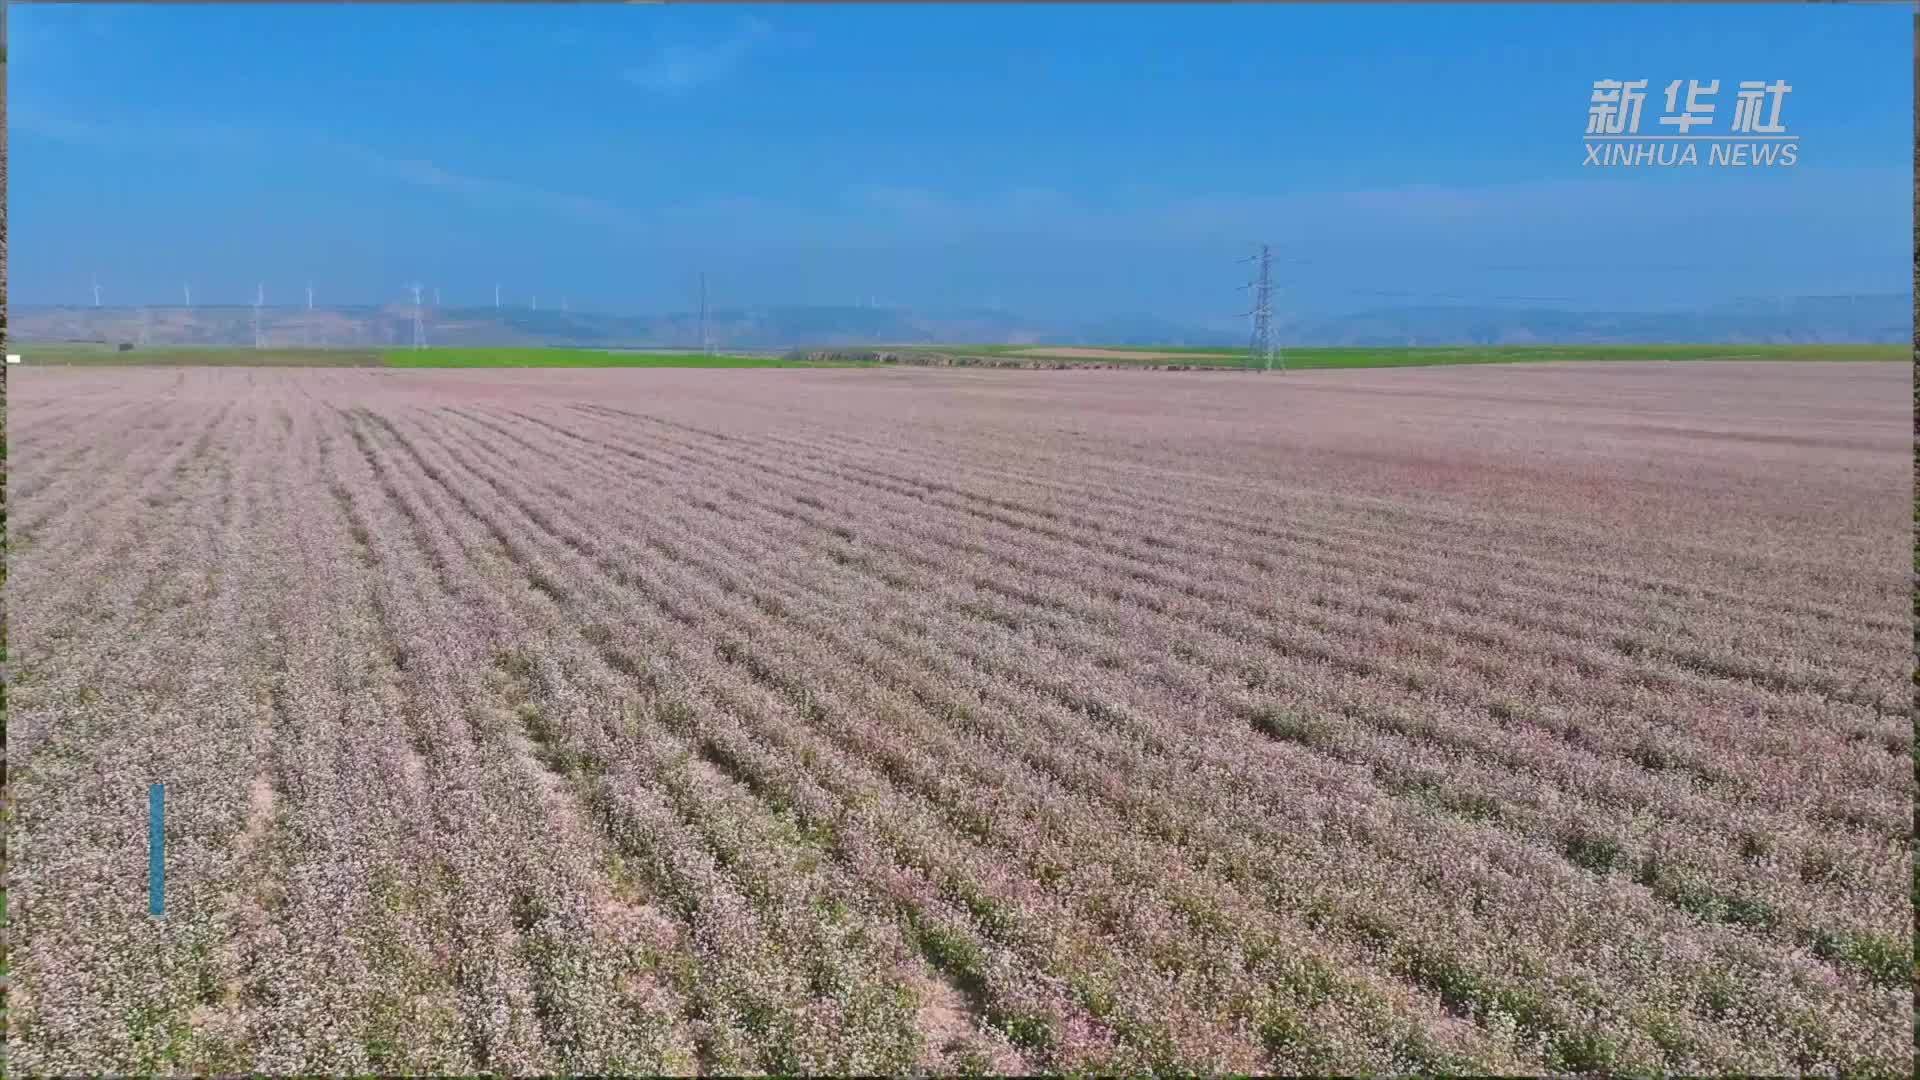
xmin=1241 ymin=243 xmax=1280 ymax=372
xmin=495 ymin=282 xmax=501 ymax=309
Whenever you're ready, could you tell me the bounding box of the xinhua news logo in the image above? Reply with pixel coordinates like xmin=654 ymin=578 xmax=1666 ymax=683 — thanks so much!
xmin=1585 ymin=80 xmax=1797 ymax=168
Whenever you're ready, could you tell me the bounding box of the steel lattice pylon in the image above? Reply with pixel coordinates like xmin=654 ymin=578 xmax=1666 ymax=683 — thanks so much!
xmin=1241 ymin=243 xmax=1282 ymax=372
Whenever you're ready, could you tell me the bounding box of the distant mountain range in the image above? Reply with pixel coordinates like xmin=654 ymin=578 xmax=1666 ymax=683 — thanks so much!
xmin=1282 ymin=295 xmax=1912 ymax=347
xmin=10 ymin=293 xmax=1909 ymax=350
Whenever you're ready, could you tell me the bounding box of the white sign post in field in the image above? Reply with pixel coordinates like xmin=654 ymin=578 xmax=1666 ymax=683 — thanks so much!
xmin=6 ymin=354 xmax=20 ymax=364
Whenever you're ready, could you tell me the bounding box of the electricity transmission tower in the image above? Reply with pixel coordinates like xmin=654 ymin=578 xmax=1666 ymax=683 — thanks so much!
xmin=409 ymin=283 xmax=427 ymax=349
xmin=698 ymin=272 xmax=711 ymax=354
xmin=1240 ymin=243 xmax=1283 ymax=372
xmin=92 ymin=275 xmax=102 ymax=308
xmin=253 ymin=283 xmax=266 ymax=349
xmin=494 ymin=282 xmax=502 ymax=309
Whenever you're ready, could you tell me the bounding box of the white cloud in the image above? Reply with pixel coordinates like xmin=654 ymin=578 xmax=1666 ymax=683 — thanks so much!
xmin=620 ymin=17 xmax=773 ymax=95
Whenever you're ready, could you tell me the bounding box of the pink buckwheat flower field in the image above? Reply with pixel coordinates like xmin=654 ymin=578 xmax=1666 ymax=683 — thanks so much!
xmin=7 ymin=361 xmax=1911 ymax=1074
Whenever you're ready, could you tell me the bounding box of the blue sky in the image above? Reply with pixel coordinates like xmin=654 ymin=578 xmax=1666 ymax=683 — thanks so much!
xmin=10 ymin=3 xmax=1912 ymax=324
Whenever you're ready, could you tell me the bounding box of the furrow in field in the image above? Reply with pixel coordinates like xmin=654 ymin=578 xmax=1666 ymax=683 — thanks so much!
xmin=714 ymin=412 xmax=1902 ymax=783
xmin=375 ymin=408 xmax=1350 ymax=1072
xmin=583 ymin=397 xmax=1903 ymax=637
xmin=472 ymin=400 xmax=1909 ymax=910
xmin=322 ymin=406 xmax=703 ymax=1073
xmin=774 ymin=421 xmax=1905 ymax=698
xmin=340 ymin=406 xmax=726 ymax=1071
xmin=7 ymin=398 xmax=160 ymax=507
xmin=8 ymin=404 xmax=246 ymax=687
xmin=764 ymin=415 xmax=1903 ymax=635
xmin=340 ymin=405 xmax=960 ymax=1074
xmin=14 ymin=366 xmax=1907 ymax=1074
xmin=219 ymin=399 xmax=411 ymax=1072
xmin=521 ymin=406 xmax=1908 ymax=836
xmin=16 ymin=398 xmax=237 ymax=549
xmin=10 ymin=395 xmax=277 ymax=1073
xmin=432 ymin=395 xmax=1904 ymax=1060
xmin=337 ymin=412 xmax=703 ymax=1069
xmin=648 ymin=413 xmax=1903 ymax=716
xmin=10 ymin=400 xmax=256 ymax=759
xmin=412 ymin=401 xmax=1896 ymax=1068
xmin=594 ymin=418 xmax=1903 ymax=812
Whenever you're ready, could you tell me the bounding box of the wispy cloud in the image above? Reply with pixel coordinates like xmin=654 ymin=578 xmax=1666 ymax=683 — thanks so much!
xmin=16 ymin=96 xmax=710 ymax=239
xmin=620 ymin=17 xmax=774 ymax=95
xmin=11 ymin=101 xmax=253 ymax=155
xmin=318 ymin=137 xmax=652 ymax=233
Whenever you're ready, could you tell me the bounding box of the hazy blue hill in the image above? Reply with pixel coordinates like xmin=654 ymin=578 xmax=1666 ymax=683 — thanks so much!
xmin=13 ymin=293 xmax=1908 ymax=350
